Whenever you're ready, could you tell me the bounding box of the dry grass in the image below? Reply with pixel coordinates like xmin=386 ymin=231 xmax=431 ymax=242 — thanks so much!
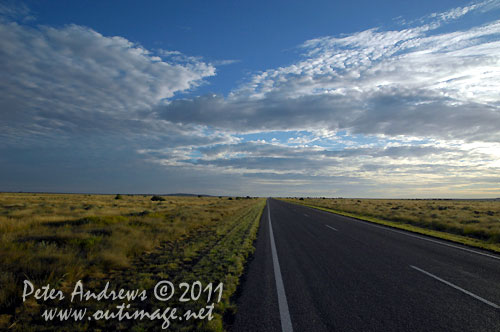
xmin=282 ymin=198 xmax=500 ymax=252
xmin=0 ymin=193 xmax=265 ymax=331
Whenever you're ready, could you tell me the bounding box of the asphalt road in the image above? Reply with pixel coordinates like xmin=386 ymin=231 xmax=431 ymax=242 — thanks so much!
xmin=231 ymin=198 xmax=500 ymax=332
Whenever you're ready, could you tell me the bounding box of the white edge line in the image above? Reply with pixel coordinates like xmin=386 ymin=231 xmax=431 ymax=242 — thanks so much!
xmin=325 ymin=225 xmax=338 ymax=231
xmin=306 ymin=206 xmax=500 ymax=261
xmin=268 ymin=200 xmax=294 ymax=332
xmin=410 ymin=265 xmax=500 ymax=309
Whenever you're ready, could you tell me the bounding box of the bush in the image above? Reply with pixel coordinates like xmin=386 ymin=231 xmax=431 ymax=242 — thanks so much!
xmin=151 ymin=195 xmax=165 ymax=201
xmin=114 ymin=194 xmax=122 ymax=200
xmin=299 ymin=197 xmax=304 ymax=200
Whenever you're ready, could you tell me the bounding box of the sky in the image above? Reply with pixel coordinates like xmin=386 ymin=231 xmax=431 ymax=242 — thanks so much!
xmin=1 ymin=0 xmax=500 ymax=198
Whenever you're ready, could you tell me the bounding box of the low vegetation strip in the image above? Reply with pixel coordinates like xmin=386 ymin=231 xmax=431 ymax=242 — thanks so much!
xmin=0 ymin=193 xmax=265 ymax=331
xmin=281 ymin=198 xmax=500 ymax=253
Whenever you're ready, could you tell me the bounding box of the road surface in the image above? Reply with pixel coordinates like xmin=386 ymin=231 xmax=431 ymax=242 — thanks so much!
xmin=231 ymin=198 xmax=500 ymax=332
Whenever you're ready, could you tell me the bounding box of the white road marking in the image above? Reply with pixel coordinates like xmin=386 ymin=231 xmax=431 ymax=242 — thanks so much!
xmin=410 ymin=265 xmax=500 ymax=309
xmin=325 ymin=225 xmax=338 ymax=231
xmin=268 ymin=200 xmax=294 ymax=332
xmin=305 ymin=206 xmax=500 ymax=261
xmin=304 ymin=214 xmax=309 ymax=217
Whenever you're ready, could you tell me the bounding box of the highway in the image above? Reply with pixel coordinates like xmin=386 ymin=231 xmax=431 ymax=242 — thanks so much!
xmin=231 ymin=199 xmax=500 ymax=332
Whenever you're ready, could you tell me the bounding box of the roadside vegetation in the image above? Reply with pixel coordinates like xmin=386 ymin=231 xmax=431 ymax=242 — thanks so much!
xmin=282 ymin=198 xmax=500 ymax=253
xmin=0 ymin=193 xmax=265 ymax=331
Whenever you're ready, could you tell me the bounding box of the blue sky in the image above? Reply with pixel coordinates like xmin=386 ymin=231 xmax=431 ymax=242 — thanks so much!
xmin=1 ymin=0 xmax=500 ymax=197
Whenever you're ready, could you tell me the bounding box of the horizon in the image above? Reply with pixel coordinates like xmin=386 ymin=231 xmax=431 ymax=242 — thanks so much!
xmin=2 ymin=192 xmax=500 ymax=201
xmin=1 ymin=0 xmax=500 ymax=198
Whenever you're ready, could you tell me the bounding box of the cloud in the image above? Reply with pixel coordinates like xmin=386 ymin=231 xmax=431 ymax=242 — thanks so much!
xmin=0 ymin=1 xmax=33 ymax=22
xmin=157 ymin=13 xmax=500 ymax=143
xmin=211 ymin=59 xmax=241 ymax=66
xmin=0 ymin=19 xmax=215 ymax=142
xmin=141 ymin=139 xmax=483 ymax=175
xmin=399 ymin=0 xmax=500 ymax=29
xmin=137 ymin=135 xmax=500 ymax=197
xmin=159 ymin=91 xmax=500 ymax=142
xmin=427 ymin=1 xmax=482 ymax=24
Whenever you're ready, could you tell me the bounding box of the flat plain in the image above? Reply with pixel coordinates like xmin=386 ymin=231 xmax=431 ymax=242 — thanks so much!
xmin=3 ymin=194 xmax=499 ymax=331
xmin=0 ymin=193 xmax=265 ymax=331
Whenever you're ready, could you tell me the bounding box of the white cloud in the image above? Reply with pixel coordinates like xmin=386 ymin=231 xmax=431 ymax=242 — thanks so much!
xmin=428 ymin=2 xmax=480 ymax=23
xmin=211 ymin=59 xmax=241 ymax=66
xmin=159 ymin=16 xmax=500 ymax=142
xmin=0 ymin=1 xmax=33 ymax=22
xmin=138 ymin=137 xmax=500 ymax=196
xmin=0 ymin=20 xmax=215 ymax=141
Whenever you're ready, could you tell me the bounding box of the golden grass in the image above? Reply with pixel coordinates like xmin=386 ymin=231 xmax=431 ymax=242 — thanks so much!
xmin=0 ymin=193 xmax=265 ymax=331
xmin=281 ymin=198 xmax=500 ymax=253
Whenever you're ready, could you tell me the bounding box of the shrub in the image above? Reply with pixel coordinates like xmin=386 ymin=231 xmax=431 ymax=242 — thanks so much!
xmin=114 ymin=194 xmax=122 ymax=200
xmin=151 ymin=195 xmax=165 ymax=201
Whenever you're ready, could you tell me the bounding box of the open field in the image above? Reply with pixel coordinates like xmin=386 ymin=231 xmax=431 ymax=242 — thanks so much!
xmin=282 ymin=198 xmax=500 ymax=253
xmin=0 ymin=193 xmax=265 ymax=331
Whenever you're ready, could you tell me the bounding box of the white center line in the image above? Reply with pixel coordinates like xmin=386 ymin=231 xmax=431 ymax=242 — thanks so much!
xmin=410 ymin=265 xmax=500 ymax=309
xmin=325 ymin=225 xmax=338 ymax=231
xmin=268 ymin=200 xmax=294 ymax=332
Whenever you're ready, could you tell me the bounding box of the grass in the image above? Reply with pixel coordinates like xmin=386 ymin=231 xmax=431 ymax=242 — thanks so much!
xmin=0 ymin=193 xmax=265 ymax=331
xmin=281 ymin=198 xmax=500 ymax=253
